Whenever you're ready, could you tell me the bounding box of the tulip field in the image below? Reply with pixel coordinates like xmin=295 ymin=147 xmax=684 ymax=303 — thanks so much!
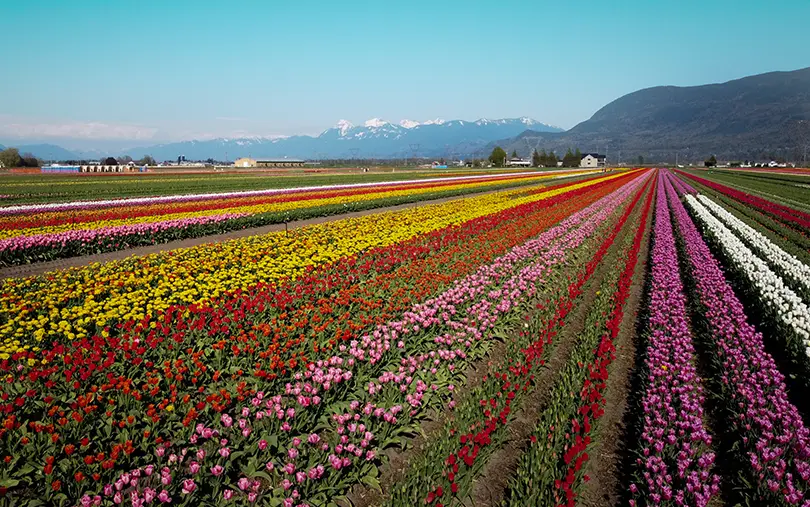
xmin=0 ymin=171 xmax=592 ymax=266
xmin=1 ymin=166 xmax=810 ymax=506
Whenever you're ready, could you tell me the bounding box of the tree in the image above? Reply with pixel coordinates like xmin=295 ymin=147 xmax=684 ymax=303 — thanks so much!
xmin=104 ymin=157 xmax=118 ymax=165
xmin=704 ymin=155 xmax=717 ymax=167
xmin=562 ymin=148 xmax=580 ymax=168
xmin=489 ymin=147 xmax=507 ymax=167
xmin=532 ymin=149 xmax=542 ymax=167
xmin=0 ymin=148 xmax=22 ymax=168
xmin=137 ymin=155 xmax=156 ymax=166
xmin=117 ymin=155 xmax=133 ymax=165
xmin=21 ymin=152 xmax=41 ymax=168
xmin=637 ymin=155 xmax=645 ymax=166
xmin=547 ymin=151 xmax=558 ymax=167
xmin=511 ymin=150 xmax=518 ymax=159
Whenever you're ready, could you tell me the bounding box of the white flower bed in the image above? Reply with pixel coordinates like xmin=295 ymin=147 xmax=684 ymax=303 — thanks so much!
xmin=697 ymin=194 xmax=810 ymax=297
xmin=685 ymin=194 xmax=810 ymax=353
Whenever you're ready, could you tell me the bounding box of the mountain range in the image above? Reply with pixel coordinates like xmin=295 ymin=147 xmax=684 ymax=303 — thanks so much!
xmin=1 ymin=118 xmax=562 ymax=162
xmin=5 ymin=67 xmax=810 ymax=164
xmin=491 ymin=67 xmax=810 ymax=163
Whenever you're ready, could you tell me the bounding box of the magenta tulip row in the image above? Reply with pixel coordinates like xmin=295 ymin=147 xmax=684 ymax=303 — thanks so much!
xmin=631 ymin=170 xmax=719 ymax=506
xmin=665 ymin=170 xmax=810 ymax=505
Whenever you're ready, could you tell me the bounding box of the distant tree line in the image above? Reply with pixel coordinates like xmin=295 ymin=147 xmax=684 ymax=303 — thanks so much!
xmin=97 ymin=155 xmax=157 ymax=166
xmin=0 ymin=148 xmax=41 ymax=168
xmin=487 ymin=146 xmax=586 ymax=168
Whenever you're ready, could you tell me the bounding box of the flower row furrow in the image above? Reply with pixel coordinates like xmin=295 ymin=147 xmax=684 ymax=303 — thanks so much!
xmin=0 ymin=172 xmax=643 ymax=504
xmin=502 ymin=171 xmax=653 ymax=507
xmin=666 ymin=170 xmax=810 ymax=506
xmin=0 ymin=172 xmax=630 ymax=358
xmin=0 ymin=171 xmax=629 ymax=471
xmin=630 ymin=171 xmax=718 ymax=507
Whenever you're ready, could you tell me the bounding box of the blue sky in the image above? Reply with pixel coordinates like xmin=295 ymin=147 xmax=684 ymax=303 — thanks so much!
xmin=1 ymin=0 xmax=808 ymax=147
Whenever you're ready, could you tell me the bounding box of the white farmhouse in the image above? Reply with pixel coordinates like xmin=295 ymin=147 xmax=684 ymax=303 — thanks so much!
xmin=506 ymin=157 xmax=532 ymax=167
xmin=580 ymin=153 xmax=606 ymax=168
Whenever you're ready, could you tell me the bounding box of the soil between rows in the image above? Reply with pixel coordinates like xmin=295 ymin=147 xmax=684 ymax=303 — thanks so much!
xmin=576 ymin=183 xmax=654 ymax=507
xmin=343 ymin=188 xmax=643 ymax=507
xmin=344 ymin=178 xmax=650 ymax=507
xmin=466 ymin=179 xmax=652 ymax=507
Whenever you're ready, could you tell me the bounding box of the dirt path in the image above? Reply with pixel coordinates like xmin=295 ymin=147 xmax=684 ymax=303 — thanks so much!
xmin=0 ymin=190 xmax=506 ymax=280
xmin=576 ymin=185 xmax=654 ymax=507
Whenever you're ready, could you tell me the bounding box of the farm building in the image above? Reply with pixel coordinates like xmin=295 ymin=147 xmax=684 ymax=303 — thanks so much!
xmin=256 ymin=159 xmax=305 ymax=168
xmin=76 ymin=165 xmax=136 ymax=173
xmin=506 ymin=157 xmax=532 ymax=167
xmin=580 ymin=153 xmax=606 ymax=168
xmin=233 ymin=158 xmax=257 ymax=168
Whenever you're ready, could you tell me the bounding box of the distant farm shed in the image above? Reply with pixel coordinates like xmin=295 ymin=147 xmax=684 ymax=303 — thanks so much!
xmin=256 ymin=159 xmax=305 ymax=168
xmin=234 ymin=157 xmax=257 ymax=168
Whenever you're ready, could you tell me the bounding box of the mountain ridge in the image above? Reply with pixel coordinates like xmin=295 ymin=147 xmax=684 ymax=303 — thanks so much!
xmin=2 ymin=118 xmax=562 ymax=161
xmin=490 ymin=67 xmax=810 ymax=162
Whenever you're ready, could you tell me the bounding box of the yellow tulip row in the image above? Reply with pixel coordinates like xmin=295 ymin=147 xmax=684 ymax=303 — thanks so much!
xmin=0 ymin=172 xmax=627 ymax=358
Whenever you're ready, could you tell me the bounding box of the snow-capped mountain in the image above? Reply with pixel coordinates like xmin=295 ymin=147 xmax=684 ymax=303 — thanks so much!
xmin=116 ymin=117 xmax=563 ymax=161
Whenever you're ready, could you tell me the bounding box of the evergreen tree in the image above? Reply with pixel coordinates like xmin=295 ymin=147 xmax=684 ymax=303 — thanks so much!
xmin=562 ymin=148 xmax=579 ymax=168
xmin=532 ymin=149 xmax=542 ymax=167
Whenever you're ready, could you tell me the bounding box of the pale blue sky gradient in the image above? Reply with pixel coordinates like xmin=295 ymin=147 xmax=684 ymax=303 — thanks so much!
xmin=1 ymin=0 xmax=808 ymax=146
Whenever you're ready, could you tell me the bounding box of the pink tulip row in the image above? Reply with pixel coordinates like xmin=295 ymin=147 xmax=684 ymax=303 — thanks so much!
xmin=631 ymin=170 xmax=719 ymax=506
xmin=79 ymin=173 xmax=648 ymax=505
xmin=0 ymin=213 xmax=250 ymax=253
xmin=665 ymin=170 xmax=810 ymax=505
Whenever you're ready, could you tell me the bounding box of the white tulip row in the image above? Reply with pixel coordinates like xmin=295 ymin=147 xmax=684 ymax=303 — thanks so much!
xmin=685 ymin=194 xmax=810 ymax=353
xmin=697 ymin=194 xmax=810 ymax=298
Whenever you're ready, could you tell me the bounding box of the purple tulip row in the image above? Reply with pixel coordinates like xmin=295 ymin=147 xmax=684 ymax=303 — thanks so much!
xmin=0 ymin=213 xmax=250 ymax=253
xmin=669 ymin=173 xmax=697 ymax=196
xmin=664 ymin=170 xmax=810 ymax=505
xmin=630 ymin=171 xmax=719 ymax=506
xmin=77 ymin=174 xmax=650 ymax=506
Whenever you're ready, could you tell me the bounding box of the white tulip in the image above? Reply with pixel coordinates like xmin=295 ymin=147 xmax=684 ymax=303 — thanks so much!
xmin=697 ymin=194 xmax=810 ymax=298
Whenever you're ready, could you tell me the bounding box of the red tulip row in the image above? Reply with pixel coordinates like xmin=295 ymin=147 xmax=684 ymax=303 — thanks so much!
xmin=388 ymin=172 xmax=652 ymax=505
xmin=676 ymin=170 xmax=810 ymax=233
